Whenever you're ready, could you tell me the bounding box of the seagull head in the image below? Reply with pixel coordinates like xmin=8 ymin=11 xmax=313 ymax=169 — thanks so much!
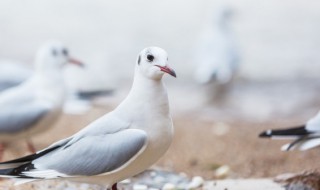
xmin=35 ymin=41 xmax=84 ymax=73
xmin=136 ymin=47 xmax=176 ymax=80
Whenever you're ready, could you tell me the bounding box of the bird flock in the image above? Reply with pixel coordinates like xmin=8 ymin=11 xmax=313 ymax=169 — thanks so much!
xmin=0 ymin=45 xmax=176 ymax=190
xmin=0 ymin=6 xmax=318 ymax=190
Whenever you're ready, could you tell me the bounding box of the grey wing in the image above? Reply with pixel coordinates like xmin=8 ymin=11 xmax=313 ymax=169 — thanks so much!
xmin=31 ymin=129 xmax=147 ymax=176
xmin=0 ymin=63 xmax=32 ymax=91
xmin=0 ymin=99 xmax=51 ymax=133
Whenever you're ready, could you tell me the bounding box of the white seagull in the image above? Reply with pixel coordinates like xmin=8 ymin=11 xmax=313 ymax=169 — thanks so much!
xmin=0 ymin=47 xmax=176 ymax=190
xmin=259 ymin=110 xmax=320 ymax=151
xmin=194 ymin=6 xmax=239 ymax=84
xmin=0 ymin=41 xmax=83 ymax=159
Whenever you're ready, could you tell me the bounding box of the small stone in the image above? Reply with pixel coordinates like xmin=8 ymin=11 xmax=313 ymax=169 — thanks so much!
xmin=215 ymin=165 xmax=230 ymax=179
xmin=211 ymin=122 xmax=230 ymax=136
xmin=148 ymin=188 xmax=160 ymax=190
xmin=120 ymin=179 xmax=131 ymax=184
xmin=179 ymin=172 xmax=188 ymax=178
xmin=187 ymin=176 xmax=204 ymax=189
xmin=79 ymin=183 xmax=90 ymax=190
xmin=150 ymin=171 xmax=157 ymax=177
xmin=162 ymin=183 xmax=176 ymax=190
xmin=133 ymin=184 xmax=148 ymax=190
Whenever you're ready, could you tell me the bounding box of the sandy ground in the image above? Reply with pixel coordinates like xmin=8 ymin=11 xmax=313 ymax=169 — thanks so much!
xmin=0 ymin=110 xmax=301 ymax=189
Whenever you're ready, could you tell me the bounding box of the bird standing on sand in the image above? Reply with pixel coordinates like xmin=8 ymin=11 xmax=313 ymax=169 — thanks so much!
xmin=0 ymin=47 xmax=176 ymax=190
xmin=194 ymin=6 xmax=239 ymax=85
xmin=259 ymin=110 xmax=320 ymax=151
xmin=0 ymin=41 xmax=83 ymax=159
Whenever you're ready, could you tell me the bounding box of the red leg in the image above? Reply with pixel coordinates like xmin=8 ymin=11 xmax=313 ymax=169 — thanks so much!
xmin=112 ymin=183 xmax=117 ymax=190
xmin=26 ymin=140 xmax=36 ymax=153
xmin=0 ymin=143 xmax=5 ymax=161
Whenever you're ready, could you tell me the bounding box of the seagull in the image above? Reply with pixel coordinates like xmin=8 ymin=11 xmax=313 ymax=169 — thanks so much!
xmin=0 ymin=47 xmax=176 ymax=190
xmin=0 ymin=61 xmax=32 ymax=91
xmin=0 ymin=41 xmax=83 ymax=159
xmin=0 ymin=55 xmax=109 ymax=115
xmin=194 ymin=5 xmax=239 ymax=85
xmin=259 ymin=110 xmax=320 ymax=151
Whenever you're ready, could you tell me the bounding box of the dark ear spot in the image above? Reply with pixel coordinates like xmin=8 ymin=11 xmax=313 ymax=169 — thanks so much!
xmin=137 ymin=55 xmax=141 ymax=65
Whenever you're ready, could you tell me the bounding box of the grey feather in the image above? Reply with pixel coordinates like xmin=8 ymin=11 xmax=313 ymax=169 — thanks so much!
xmin=0 ymin=81 xmax=22 ymax=91
xmin=0 ymin=99 xmax=50 ymax=133
xmin=33 ymin=129 xmax=147 ymax=176
xmin=64 ymin=113 xmax=130 ymax=147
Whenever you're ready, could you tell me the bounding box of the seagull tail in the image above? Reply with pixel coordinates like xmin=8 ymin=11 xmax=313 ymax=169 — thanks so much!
xmin=0 ymin=169 xmax=38 ymax=185
xmin=259 ymin=125 xmax=309 ymax=139
xmin=0 ymin=162 xmax=35 ymax=178
xmin=0 ymin=145 xmax=59 ymax=169
xmin=0 ymin=144 xmax=62 ymax=182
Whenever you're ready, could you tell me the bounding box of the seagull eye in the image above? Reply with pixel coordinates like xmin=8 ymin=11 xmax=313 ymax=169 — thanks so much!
xmin=147 ymin=54 xmax=154 ymax=62
xmin=62 ymin=49 xmax=68 ymax=56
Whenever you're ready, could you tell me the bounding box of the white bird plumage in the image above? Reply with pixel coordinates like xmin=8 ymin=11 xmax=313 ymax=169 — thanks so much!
xmin=0 ymin=47 xmax=176 ymax=190
xmin=194 ymin=6 xmax=239 ymax=85
xmin=0 ymin=41 xmax=83 ymax=158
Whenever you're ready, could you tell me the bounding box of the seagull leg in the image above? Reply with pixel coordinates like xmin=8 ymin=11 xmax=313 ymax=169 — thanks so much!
xmin=111 ymin=183 xmax=118 ymax=190
xmin=0 ymin=143 xmax=6 ymax=161
xmin=26 ymin=140 xmax=36 ymax=153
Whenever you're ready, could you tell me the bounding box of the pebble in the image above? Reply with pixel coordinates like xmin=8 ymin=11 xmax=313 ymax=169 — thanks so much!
xmin=211 ymin=122 xmax=230 ymax=136
xmin=187 ymin=176 xmax=204 ymax=189
xmin=120 ymin=179 xmax=131 ymax=184
xmin=148 ymin=188 xmax=160 ymax=190
xmin=162 ymin=183 xmax=176 ymax=190
xmin=215 ymin=165 xmax=230 ymax=178
xmin=133 ymin=184 xmax=148 ymax=190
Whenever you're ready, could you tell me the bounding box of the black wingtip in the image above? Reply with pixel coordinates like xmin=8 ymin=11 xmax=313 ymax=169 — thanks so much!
xmin=0 ymin=163 xmax=38 ymax=179
xmin=259 ymin=130 xmax=272 ymax=138
xmin=0 ymin=145 xmax=60 ymax=165
xmin=259 ymin=125 xmax=310 ymax=138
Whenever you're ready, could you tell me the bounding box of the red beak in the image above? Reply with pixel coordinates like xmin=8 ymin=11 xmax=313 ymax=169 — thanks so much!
xmin=155 ymin=65 xmax=177 ymax=78
xmin=68 ymin=58 xmax=85 ymax=68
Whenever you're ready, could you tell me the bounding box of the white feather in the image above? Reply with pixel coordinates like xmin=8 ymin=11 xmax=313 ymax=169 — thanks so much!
xmin=298 ymin=138 xmax=320 ymax=151
xmin=281 ymin=143 xmax=291 ymax=151
xmin=281 ymin=138 xmax=320 ymax=151
xmin=23 ymin=169 xmax=69 ymax=178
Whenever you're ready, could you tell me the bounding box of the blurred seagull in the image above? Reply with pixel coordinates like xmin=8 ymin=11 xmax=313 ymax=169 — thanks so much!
xmin=0 ymin=54 xmax=110 ymax=115
xmin=259 ymin=110 xmax=320 ymax=151
xmin=0 ymin=61 xmax=32 ymax=91
xmin=63 ymin=62 xmax=115 ymax=115
xmin=194 ymin=6 xmax=239 ymax=84
xmin=0 ymin=47 xmax=176 ymax=190
xmin=0 ymin=41 xmax=83 ymax=159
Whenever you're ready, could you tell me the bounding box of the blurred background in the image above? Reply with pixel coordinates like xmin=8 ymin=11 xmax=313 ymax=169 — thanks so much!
xmin=0 ymin=0 xmax=320 ymax=183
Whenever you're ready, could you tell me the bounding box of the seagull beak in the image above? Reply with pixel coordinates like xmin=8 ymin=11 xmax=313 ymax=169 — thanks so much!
xmin=156 ymin=65 xmax=177 ymax=78
xmin=68 ymin=58 xmax=85 ymax=68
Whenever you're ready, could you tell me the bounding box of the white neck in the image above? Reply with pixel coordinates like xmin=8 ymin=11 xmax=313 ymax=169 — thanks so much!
xmin=115 ymin=71 xmax=170 ymax=120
